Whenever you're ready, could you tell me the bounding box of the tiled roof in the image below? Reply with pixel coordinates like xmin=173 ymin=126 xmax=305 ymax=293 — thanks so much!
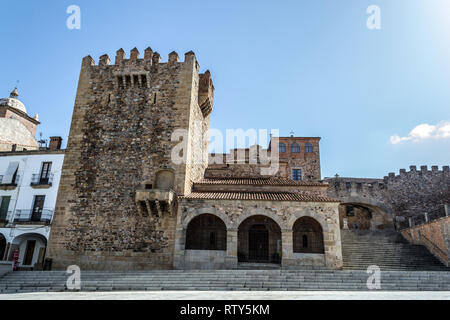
xmin=197 ymin=177 xmax=327 ymax=187
xmin=180 ymin=191 xmax=339 ymax=202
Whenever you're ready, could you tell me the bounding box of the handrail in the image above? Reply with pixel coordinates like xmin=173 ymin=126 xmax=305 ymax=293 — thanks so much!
xmin=421 ymin=234 xmax=447 ymax=261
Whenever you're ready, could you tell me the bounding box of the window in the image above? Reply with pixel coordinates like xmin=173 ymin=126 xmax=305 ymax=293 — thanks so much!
xmin=291 ymin=142 xmax=300 ymax=153
xmin=292 ymin=169 xmax=302 ymax=181
xmin=346 ymin=206 xmax=355 ymax=217
xmin=305 ymin=143 xmax=313 ymax=153
xmin=2 ymin=162 xmax=19 ymax=185
xmin=31 ymin=195 xmax=45 ymax=222
xmin=185 ymin=214 xmax=227 ymax=250
xmin=40 ymin=162 xmax=52 ymax=184
xmin=293 ymin=217 xmax=324 ymax=253
xmin=279 ymin=143 xmax=286 ymax=153
xmin=0 ymin=196 xmax=11 ymax=221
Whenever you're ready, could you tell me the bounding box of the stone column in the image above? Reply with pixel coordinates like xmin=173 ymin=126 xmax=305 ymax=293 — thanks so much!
xmin=424 ymin=212 xmax=429 ymax=223
xmin=225 ymin=229 xmax=238 ymax=269
xmin=281 ymin=230 xmax=294 ymax=269
xmin=445 ymin=204 xmax=449 ymax=217
xmin=173 ymin=206 xmax=185 ymax=269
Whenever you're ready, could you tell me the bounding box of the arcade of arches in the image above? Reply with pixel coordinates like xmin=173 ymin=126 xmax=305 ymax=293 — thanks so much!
xmin=177 ymin=201 xmax=341 ymax=270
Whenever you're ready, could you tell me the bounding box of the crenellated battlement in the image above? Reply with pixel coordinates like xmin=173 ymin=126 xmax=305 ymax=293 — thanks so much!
xmin=82 ymin=47 xmax=200 ymax=69
xmin=383 ymin=165 xmax=450 ymax=182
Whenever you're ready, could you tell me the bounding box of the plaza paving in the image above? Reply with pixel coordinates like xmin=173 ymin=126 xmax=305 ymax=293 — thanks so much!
xmin=1 ymin=290 xmax=450 ymax=300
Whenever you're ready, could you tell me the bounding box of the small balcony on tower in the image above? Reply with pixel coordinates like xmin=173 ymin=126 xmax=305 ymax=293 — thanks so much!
xmin=135 ymin=169 xmax=177 ymax=217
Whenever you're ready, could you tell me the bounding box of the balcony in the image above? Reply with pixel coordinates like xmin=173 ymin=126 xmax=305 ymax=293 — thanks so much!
xmin=135 ymin=188 xmax=176 ymax=217
xmin=30 ymin=173 xmax=54 ymax=188
xmin=13 ymin=209 xmax=53 ymax=225
xmin=0 ymin=175 xmax=20 ymax=190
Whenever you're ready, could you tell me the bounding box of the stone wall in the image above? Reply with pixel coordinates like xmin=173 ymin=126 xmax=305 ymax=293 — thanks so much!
xmin=326 ymin=165 xmax=450 ymax=226
xmin=47 ymin=48 xmax=213 ymax=270
xmin=0 ymin=118 xmax=39 ymax=151
xmin=400 ymin=215 xmax=450 ymax=266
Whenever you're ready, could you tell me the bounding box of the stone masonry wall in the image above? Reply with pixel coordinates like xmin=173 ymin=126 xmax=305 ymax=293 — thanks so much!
xmin=326 ymin=165 xmax=450 ymax=225
xmin=48 ymin=48 xmax=212 ymax=270
xmin=401 ymin=216 xmax=450 ymax=266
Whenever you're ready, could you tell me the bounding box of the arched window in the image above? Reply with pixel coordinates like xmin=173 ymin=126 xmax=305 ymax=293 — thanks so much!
xmin=155 ymin=170 xmax=175 ymax=190
xmin=279 ymin=143 xmax=286 ymax=153
xmin=293 ymin=217 xmax=324 ymax=253
xmin=186 ymin=214 xmax=227 ymax=250
xmin=291 ymin=142 xmax=300 ymax=153
xmin=305 ymin=143 xmax=313 ymax=153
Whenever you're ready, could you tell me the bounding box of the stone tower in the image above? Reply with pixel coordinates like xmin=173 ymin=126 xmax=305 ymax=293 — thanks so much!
xmin=48 ymin=47 xmax=214 ymax=270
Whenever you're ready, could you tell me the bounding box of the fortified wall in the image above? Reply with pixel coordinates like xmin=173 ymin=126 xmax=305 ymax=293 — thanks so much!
xmin=326 ymin=165 xmax=450 ymax=227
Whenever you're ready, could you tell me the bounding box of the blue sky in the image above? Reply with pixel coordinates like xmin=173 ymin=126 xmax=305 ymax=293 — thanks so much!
xmin=1 ymin=0 xmax=449 ymax=178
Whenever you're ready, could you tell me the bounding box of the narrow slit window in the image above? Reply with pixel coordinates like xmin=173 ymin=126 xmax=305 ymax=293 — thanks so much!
xmin=141 ymin=75 xmax=147 ymax=87
xmin=125 ymin=75 xmax=131 ymax=87
xmin=133 ymin=75 xmax=139 ymax=87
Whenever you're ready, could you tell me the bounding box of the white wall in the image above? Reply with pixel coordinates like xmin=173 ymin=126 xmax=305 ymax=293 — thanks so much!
xmin=0 ymin=151 xmax=64 ymax=265
xmin=0 ymin=152 xmax=64 ymax=223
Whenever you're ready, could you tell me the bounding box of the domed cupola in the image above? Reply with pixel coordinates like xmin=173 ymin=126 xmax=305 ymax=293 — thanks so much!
xmin=0 ymin=87 xmax=27 ymax=114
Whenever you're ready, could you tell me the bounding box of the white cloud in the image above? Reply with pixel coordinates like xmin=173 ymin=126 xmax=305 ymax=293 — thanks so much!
xmin=390 ymin=121 xmax=450 ymax=144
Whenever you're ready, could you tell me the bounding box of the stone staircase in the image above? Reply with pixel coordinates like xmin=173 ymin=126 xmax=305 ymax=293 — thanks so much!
xmin=341 ymin=229 xmax=448 ymax=271
xmin=1 ymin=269 xmax=450 ymax=293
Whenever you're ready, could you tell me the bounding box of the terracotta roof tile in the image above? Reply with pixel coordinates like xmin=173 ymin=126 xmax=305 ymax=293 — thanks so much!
xmin=196 ymin=177 xmax=327 ymax=187
xmin=180 ymin=191 xmax=339 ymax=202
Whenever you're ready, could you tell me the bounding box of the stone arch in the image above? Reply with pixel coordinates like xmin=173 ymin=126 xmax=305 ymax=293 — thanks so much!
xmin=11 ymin=233 xmax=47 ymax=267
xmin=154 ymin=169 xmax=175 ymax=190
xmin=235 ymin=209 xmax=287 ymax=231
xmin=237 ymin=214 xmax=283 ymax=263
xmin=182 ymin=207 xmax=232 ymax=230
xmin=287 ymin=209 xmax=330 ymax=233
xmin=185 ymin=214 xmax=227 ymax=250
xmin=292 ymin=216 xmax=324 ymax=254
xmin=339 ymin=196 xmax=394 ymax=230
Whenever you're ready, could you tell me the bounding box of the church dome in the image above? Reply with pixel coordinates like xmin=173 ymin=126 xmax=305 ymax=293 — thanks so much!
xmin=0 ymin=88 xmax=27 ymax=114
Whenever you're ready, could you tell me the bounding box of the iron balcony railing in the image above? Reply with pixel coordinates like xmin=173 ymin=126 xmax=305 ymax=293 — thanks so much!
xmin=13 ymin=209 xmax=54 ymax=224
xmin=30 ymin=173 xmax=54 ymax=186
xmin=0 ymin=175 xmax=20 ymax=186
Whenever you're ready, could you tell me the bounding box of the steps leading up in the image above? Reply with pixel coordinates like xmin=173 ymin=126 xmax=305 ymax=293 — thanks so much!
xmin=0 ymin=269 xmax=449 ymax=293
xmin=341 ymin=229 xmax=448 ymax=271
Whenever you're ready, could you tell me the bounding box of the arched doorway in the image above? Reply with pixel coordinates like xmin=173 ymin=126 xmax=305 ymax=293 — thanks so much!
xmin=185 ymin=214 xmax=227 ymax=250
xmin=238 ymin=215 xmax=281 ymax=264
xmin=339 ymin=202 xmax=392 ymax=230
xmin=10 ymin=233 xmax=47 ymax=269
xmin=293 ymin=217 xmax=324 ymax=254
